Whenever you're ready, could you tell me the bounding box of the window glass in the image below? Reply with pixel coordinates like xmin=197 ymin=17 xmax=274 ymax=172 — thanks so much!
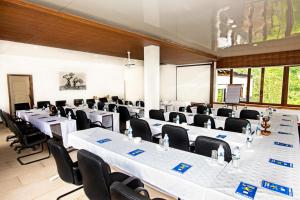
xmin=287 ymin=66 xmax=300 ymax=105
xmin=215 ymin=69 xmax=230 ymax=103
xmin=263 ymin=67 xmax=284 ymax=104
xmin=232 ymin=68 xmax=248 ymax=102
xmin=249 ymin=68 xmax=261 ymax=102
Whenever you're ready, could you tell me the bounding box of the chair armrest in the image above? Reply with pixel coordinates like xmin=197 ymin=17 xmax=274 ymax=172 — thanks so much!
xmin=91 ymin=121 xmax=103 ymax=126
xmin=152 ymin=133 xmax=162 ymax=138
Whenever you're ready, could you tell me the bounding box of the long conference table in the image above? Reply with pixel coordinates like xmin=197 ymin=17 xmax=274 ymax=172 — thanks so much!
xmin=68 ymin=113 xmax=300 ymax=200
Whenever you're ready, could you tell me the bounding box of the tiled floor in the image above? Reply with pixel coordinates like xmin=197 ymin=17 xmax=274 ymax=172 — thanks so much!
xmin=0 ymin=124 xmax=174 ymax=200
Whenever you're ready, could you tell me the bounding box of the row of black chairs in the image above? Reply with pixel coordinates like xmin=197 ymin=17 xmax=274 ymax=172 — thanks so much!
xmin=129 ymin=118 xmax=232 ymax=162
xmin=0 ymin=109 xmax=50 ymax=165
xmin=49 ymin=140 xmax=164 ymax=200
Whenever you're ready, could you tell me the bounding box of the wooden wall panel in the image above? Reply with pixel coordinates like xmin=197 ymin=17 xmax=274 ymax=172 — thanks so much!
xmin=217 ymin=50 xmax=300 ymax=68
xmin=0 ymin=0 xmax=217 ymax=65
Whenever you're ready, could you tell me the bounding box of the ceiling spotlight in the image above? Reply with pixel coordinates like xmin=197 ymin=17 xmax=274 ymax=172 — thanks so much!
xmin=125 ymin=51 xmax=135 ymax=68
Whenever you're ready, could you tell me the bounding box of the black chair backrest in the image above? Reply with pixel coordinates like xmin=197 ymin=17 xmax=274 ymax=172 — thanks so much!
xmin=118 ymin=106 xmax=131 ymax=122
xmin=224 ymin=118 xmax=250 ymax=133
xmin=108 ymin=104 xmax=117 ymax=112
xmin=55 ymin=100 xmax=66 ymax=107
xmin=117 ymin=99 xmax=124 ymax=105
xmin=135 ymin=101 xmax=144 ymax=107
xmin=149 ymin=109 xmax=165 ymax=121
xmin=77 ymin=149 xmax=112 ymax=200
xmin=178 ymin=107 xmax=185 ymax=112
xmin=196 ymin=105 xmax=211 ymax=114
xmin=99 ymin=97 xmax=108 ymax=103
xmin=110 ymin=182 xmax=152 ymax=200
xmin=186 ymin=105 xmax=192 ymax=113
xmin=217 ymin=108 xmax=233 ymax=117
xmin=130 ymin=118 xmax=152 ymax=142
xmin=195 ymin=136 xmax=232 ymax=162
xmin=125 ymin=101 xmax=133 ymax=106
xmin=86 ymin=99 xmax=96 ymax=105
xmin=74 ymin=99 xmax=84 ymax=107
xmin=57 ymin=106 xmax=67 ymax=117
xmin=76 ymin=110 xmax=90 ymax=130
xmin=162 ymin=124 xmax=189 ymax=151
xmin=37 ymin=101 xmax=50 ymax=109
xmin=240 ymin=109 xmax=260 ymax=120
xmin=65 ymin=108 xmax=76 ymax=120
xmin=169 ymin=112 xmax=187 ymax=124
xmin=112 ymin=96 xmax=118 ymax=102
xmin=48 ymin=140 xmax=76 ymax=184
xmin=14 ymin=103 xmax=31 ymax=111
xmin=193 ymin=114 xmax=216 ymax=129
xmin=98 ymin=101 xmax=105 ymax=110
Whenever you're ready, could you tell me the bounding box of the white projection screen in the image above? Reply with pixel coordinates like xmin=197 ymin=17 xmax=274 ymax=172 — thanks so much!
xmin=176 ymin=65 xmax=211 ymax=102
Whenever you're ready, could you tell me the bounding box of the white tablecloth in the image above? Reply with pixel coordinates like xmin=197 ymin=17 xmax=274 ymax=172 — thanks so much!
xmin=104 ymin=103 xmax=144 ymax=115
xmin=16 ymin=109 xmax=76 ymax=147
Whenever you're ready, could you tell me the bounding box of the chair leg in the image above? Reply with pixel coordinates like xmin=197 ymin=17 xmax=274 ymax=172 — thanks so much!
xmin=17 ymin=142 xmax=51 ymax=165
xmin=57 ymin=186 xmax=83 ymax=200
xmin=10 ymin=139 xmax=19 ymax=147
xmin=6 ymin=135 xmax=16 ymax=142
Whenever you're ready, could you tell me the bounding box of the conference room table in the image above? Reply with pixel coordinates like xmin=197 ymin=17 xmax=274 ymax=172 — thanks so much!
xmin=104 ymin=103 xmax=144 ymax=116
xmin=163 ymin=111 xmax=260 ymax=131
xmin=66 ymin=106 xmax=120 ymax=132
xmin=16 ymin=109 xmax=76 ymax=147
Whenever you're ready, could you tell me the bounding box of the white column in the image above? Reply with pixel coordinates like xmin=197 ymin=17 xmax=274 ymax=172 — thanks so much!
xmin=144 ymin=45 xmax=160 ymax=117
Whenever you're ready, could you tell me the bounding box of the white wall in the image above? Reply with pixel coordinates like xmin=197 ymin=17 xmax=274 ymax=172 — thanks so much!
xmin=160 ymin=64 xmax=177 ymax=101
xmin=0 ymin=40 xmax=144 ymax=112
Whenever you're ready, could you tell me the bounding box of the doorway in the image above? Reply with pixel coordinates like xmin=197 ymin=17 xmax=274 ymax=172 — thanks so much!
xmin=7 ymin=74 xmax=34 ymax=114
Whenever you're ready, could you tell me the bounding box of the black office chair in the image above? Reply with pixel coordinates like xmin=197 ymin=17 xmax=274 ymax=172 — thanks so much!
xmin=65 ymin=108 xmax=76 ymax=120
xmin=14 ymin=102 xmax=31 ymax=111
xmin=196 ymin=105 xmax=211 ymax=114
xmin=224 ymin=118 xmax=250 ymax=133
xmin=76 ymin=110 xmax=103 ymax=130
xmin=149 ymin=110 xmax=165 ymax=121
xmin=125 ymin=101 xmax=133 ymax=106
xmin=217 ymin=108 xmax=233 ymax=117
xmin=178 ymin=107 xmax=185 ymax=112
xmin=162 ymin=124 xmax=190 ymax=151
xmin=55 ymin=100 xmax=66 ymax=107
xmin=37 ymin=101 xmax=50 ymax=109
xmin=77 ymin=149 xmax=144 ymax=200
xmin=74 ymin=99 xmax=84 ymax=107
xmin=117 ymin=99 xmax=124 ymax=105
xmin=195 ymin=136 xmax=232 ymax=162
xmin=193 ymin=114 xmax=216 ymax=129
xmin=99 ymin=97 xmax=108 ymax=103
xmin=86 ymin=99 xmax=96 ymax=109
xmin=98 ymin=101 xmax=105 ymax=111
xmin=108 ymin=104 xmax=118 ymax=112
xmin=48 ymin=140 xmax=83 ymax=200
xmin=135 ymin=101 xmax=144 ymax=107
xmin=110 ymin=182 xmax=166 ymax=200
xmin=186 ymin=105 xmax=192 ymax=113
xmin=130 ymin=118 xmax=153 ymax=142
xmin=169 ymin=112 xmax=187 ymax=124
xmin=57 ymin=106 xmax=67 ymax=117
xmin=112 ymin=96 xmax=119 ymax=102
xmin=119 ymin=106 xmax=135 ymax=133
xmin=240 ymin=109 xmax=260 ymax=120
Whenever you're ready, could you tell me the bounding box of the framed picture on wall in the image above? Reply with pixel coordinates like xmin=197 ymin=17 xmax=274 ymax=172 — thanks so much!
xmin=59 ymin=72 xmax=86 ymax=90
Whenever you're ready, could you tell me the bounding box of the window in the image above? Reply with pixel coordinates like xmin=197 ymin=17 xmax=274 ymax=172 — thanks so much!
xmin=215 ymin=70 xmax=231 ymax=102
xmin=263 ymin=67 xmax=284 ymax=104
xmin=287 ymin=66 xmax=300 ymax=105
xmin=249 ymin=68 xmax=261 ymax=102
xmin=232 ymin=68 xmax=248 ymax=102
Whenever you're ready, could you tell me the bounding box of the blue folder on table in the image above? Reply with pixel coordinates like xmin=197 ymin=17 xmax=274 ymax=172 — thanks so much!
xmin=216 ymin=135 xmax=227 ymax=139
xmin=235 ymin=182 xmax=257 ymax=200
xmin=128 ymin=149 xmax=145 ymax=157
xmin=274 ymin=141 xmax=293 ymax=148
xmin=153 ymin=123 xmax=161 ymax=126
xmin=97 ymin=138 xmax=111 ymax=144
xmin=262 ymin=180 xmax=293 ymax=197
xmin=278 ymin=131 xmax=292 ymax=135
xmin=282 ymin=119 xmax=291 ymax=122
xmin=280 ymin=124 xmax=292 ymax=127
xmin=172 ymin=163 xmax=192 ymax=174
xmin=269 ymin=159 xmax=293 ymax=168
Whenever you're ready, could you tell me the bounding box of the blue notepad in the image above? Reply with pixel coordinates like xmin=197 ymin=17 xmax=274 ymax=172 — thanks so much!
xmin=278 ymin=131 xmax=292 ymax=135
xmin=235 ymin=182 xmax=257 ymax=200
xmin=216 ymin=134 xmax=227 ymax=139
xmin=262 ymin=180 xmax=293 ymax=197
xmin=269 ymin=159 xmax=293 ymax=168
xmin=153 ymin=123 xmax=161 ymax=126
xmin=172 ymin=163 xmax=192 ymax=174
xmin=97 ymin=138 xmax=111 ymax=144
xmin=282 ymin=119 xmax=291 ymax=122
xmin=128 ymin=149 xmax=145 ymax=156
xmin=274 ymin=141 xmax=293 ymax=148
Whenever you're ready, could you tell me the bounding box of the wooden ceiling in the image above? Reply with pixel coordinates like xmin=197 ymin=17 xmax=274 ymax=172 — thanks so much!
xmin=0 ymin=0 xmax=217 ymax=65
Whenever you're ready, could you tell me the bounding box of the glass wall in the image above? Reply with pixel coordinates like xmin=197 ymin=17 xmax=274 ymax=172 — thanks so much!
xmin=263 ymin=67 xmax=284 ymax=104
xmin=288 ymin=66 xmax=300 ymax=105
xmin=249 ymin=68 xmax=261 ymax=102
xmin=232 ymin=68 xmax=248 ymax=102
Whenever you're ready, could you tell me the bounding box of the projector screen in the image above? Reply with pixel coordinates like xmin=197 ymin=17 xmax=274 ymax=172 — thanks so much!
xmin=176 ymin=65 xmax=211 ymax=103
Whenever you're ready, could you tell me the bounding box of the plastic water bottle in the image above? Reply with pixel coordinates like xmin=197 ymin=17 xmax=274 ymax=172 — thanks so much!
xmin=57 ymin=110 xmax=61 ymax=117
xmin=207 ymin=119 xmax=212 ymax=129
xmin=128 ymin=126 xmax=133 ymax=140
xmin=163 ymin=134 xmax=169 ymax=151
xmin=114 ymin=106 xmax=117 ymax=113
xmin=93 ymin=103 xmax=97 ymax=111
xmin=137 ymin=101 xmax=140 ymax=107
xmin=217 ymin=144 xmax=225 ymax=164
xmin=42 ymin=106 xmax=45 ymax=111
xmin=176 ymin=115 xmax=180 ymax=124
xmin=231 ymin=111 xmax=235 ymax=118
xmin=246 ymin=124 xmax=253 ymax=147
xmin=233 ymin=146 xmax=240 ymax=168
xmin=206 ymin=108 xmax=209 ymax=115
xmin=68 ymin=112 xmax=72 ymax=120
xmin=104 ymin=107 xmax=107 ymax=112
